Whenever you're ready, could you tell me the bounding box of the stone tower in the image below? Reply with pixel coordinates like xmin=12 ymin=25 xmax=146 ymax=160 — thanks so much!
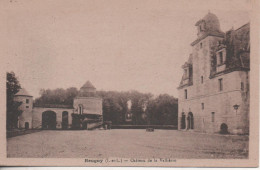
xmin=73 ymin=81 xmax=102 ymax=115
xmin=178 ymin=12 xmax=250 ymax=134
xmin=73 ymin=81 xmax=103 ymax=129
xmin=14 ymin=88 xmax=33 ymax=129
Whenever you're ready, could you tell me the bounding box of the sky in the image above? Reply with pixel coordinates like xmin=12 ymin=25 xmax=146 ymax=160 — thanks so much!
xmin=1 ymin=0 xmax=251 ymax=98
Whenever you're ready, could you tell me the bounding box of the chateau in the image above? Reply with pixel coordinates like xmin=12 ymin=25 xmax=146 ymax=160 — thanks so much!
xmin=177 ymin=12 xmax=250 ymax=134
xmin=14 ymin=81 xmax=103 ymax=130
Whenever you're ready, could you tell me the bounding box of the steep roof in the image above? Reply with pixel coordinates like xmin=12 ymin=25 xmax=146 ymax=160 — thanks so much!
xmin=15 ymin=88 xmax=32 ymax=97
xmin=195 ymin=12 xmax=221 ymax=32
xmin=192 ymin=12 xmax=224 ymax=46
xmin=81 ymin=81 xmax=96 ymax=89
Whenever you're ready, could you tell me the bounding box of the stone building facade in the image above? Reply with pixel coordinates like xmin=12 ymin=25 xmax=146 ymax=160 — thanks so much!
xmin=14 ymin=81 xmax=103 ymax=130
xmin=178 ymin=12 xmax=250 ymax=134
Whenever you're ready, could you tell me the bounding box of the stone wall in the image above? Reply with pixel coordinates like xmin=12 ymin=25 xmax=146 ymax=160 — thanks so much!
xmin=32 ymin=107 xmax=74 ymax=129
xmin=178 ymin=70 xmax=249 ymax=134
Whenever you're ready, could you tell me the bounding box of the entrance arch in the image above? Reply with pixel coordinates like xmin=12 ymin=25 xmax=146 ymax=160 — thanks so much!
xmin=181 ymin=113 xmax=186 ymax=129
xmin=62 ymin=111 xmax=69 ymax=129
xmin=220 ymin=123 xmax=228 ymax=134
xmin=187 ymin=112 xmax=194 ymax=129
xmin=42 ymin=111 xmax=57 ymax=129
xmin=25 ymin=122 xmax=29 ymax=129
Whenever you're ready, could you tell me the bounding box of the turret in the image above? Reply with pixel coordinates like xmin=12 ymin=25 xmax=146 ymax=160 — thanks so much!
xmin=14 ymin=88 xmax=33 ymax=129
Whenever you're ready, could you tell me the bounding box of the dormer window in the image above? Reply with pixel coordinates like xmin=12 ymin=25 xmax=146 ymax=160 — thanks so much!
xmin=180 ymin=59 xmax=193 ymax=87
xmin=196 ymin=20 xmax=206 ymax=37
xmin=216 ymin=49 xmax=226 ymax=66
xmin=216 ymin=48 xmax=226 ymax=73
xmin=184 ymin=68 xmax=188 ymax=79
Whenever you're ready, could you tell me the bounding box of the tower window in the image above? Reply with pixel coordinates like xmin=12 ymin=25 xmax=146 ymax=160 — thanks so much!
xmin=184 ymin=89 xmax=188 ymax=99
xmin=211 ymin=112 xmax=215 ymax=122
xmin=200 ymin=42 xmax=203 ymax=49
xmin=26 ymin=99 xmax=29 ymax=104
xmin=26 ymin=106 xmax=29 ymax=108
xmin=241 ymin=82 xmax=244 ymax=91
xmin=219 ymin=51 xmax=223 ymax=64
xmin=218 ymin=78 xmax=223 ymax=91
xmin=201 ymin=76 xmax=204 ymax=84
xmin=201 ymin=103 xmax=204 ymax=110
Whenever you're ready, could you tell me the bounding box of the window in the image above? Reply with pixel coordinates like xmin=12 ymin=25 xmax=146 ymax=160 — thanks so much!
xmin=79 ymin=105 xmax=83 ymax=114
xmin=200 ymin=42 xmax=203 ymax=49
xmin=201 ymin=103 xmax=204 ymax=110
xmin=219 ymin=51 xmax=223 ymax=64
xmin=184 ymin=69 xmax=188 ymax=78
xmin=218 ymin=78 xmax=223 ymax=91
xmin=26 ymin=106 xmax=29 ymax=108
xmin=211 ymin=112 xmax=215 ymax=122
xmin=201 ymin=76 xmax=203 ymax=84
xmin=26 ymin=99 xmax=29 ymax=104
xmin=184 ymin=89 xmax=187 ymax=99
xmin=241 ymin=82 xmax=244 ymax=91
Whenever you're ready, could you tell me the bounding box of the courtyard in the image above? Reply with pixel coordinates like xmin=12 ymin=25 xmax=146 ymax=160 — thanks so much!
xmin=7 ymin=129 xmax=248 ymax=159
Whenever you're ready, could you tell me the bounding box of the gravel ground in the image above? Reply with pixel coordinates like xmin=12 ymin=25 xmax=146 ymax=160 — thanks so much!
xmin=7 ymin=129 xmax=248 ymax=159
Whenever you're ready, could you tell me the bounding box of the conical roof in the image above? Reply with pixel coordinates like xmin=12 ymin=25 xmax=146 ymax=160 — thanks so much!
xmin=15 ymin=88 xmax=32 ymax=97
xmin=203 ymin=12 xmax=221 ymax=32
xmin=195 ymin=12 xmax=222 ymax=33
xmin=81 ymin=81 xmax=96 ymax=89
xmin=78 ymin=80 xmax=97 ymax=97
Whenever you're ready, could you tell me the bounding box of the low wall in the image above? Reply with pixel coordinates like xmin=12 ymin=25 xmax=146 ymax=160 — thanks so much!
xmin=7 ymin=129 xmax=42 ymax=138
xmin=111 ymin=125 xmax=178 ymax=130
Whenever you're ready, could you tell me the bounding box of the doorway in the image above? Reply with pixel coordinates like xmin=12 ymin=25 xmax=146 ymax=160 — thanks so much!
xmin=181 ymin=113 xmax=186 ymax=129
xmin=220 ymin=123 xmax=228 ymax=134
xmin=42 ymin=111 xmax=57 ymax=129
xmin=25 ymin=122 xmax=29 ymax=129
xmin=187 ymin=112 xmax=194 ymax=129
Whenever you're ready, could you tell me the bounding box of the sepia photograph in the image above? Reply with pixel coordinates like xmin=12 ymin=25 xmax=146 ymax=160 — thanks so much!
xmin=0 ymin=0 xmax=258 ymax=167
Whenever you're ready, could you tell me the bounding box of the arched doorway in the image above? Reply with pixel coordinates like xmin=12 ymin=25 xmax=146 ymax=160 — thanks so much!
xmin=181 ymin=113 xmax=186 ymax=129
xmin=25 ymin=122 xmax=29 ymax=129
xmin=220 ymin=123 xmax=228 ymax=134
xmin=187 ymin=112 xmax=194 ymax=130
xmin=42 ymin=111 xmax=57 ymax=130
xmin=62 ymin=111 xmax=69 ymax=129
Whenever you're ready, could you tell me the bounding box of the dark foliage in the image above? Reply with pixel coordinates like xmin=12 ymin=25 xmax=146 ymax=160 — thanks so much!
xmin=34 ymin=87 xmax=79 ymax=106
xmin=6 ymin=72 xmax=22 ymax=129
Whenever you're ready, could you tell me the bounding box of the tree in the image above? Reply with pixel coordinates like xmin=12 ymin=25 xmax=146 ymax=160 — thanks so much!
xmin=146 ymin=94 xmax=178 ymax=126
xmin=35 ymin=87 xmax=79 ymax=106
xmin=6 ymin=72 xmax=22 ymax=129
